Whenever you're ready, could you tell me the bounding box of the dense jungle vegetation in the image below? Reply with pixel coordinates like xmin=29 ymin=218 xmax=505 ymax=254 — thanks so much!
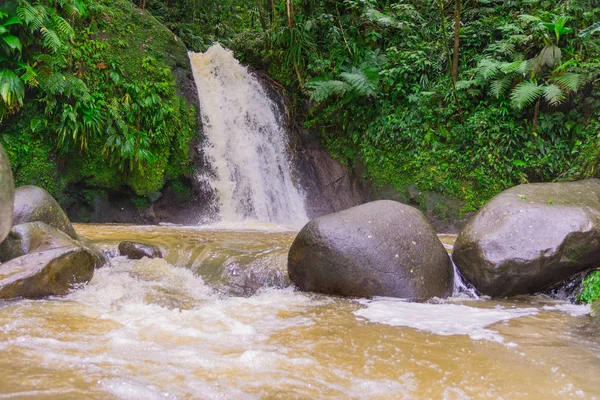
xmin=1 ymin=0 xmax=600 ymax=296
xmin=0 ymin=0 xmax=195 ymax=206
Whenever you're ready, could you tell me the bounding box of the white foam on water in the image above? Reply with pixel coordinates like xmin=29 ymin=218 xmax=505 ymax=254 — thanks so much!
xmin=542 ymin=303 xmax=591 ymax=317
xmin=354 ymin=298 xmax=539 ymax=344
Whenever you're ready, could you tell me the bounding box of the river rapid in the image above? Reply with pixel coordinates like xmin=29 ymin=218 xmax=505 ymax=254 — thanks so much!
xmin=0 ymin=223 xmax=598 ymax=399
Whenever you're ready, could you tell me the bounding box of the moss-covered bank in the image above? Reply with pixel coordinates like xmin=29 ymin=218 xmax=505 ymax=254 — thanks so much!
xmin=0 ymin=0 xmax=198 ymax=216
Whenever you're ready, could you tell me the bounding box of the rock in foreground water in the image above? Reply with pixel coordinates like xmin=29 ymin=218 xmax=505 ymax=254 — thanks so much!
xmin=13 ymin=186 xmax=78 ymax=239
xmin=453 ymin=179 xmax=600 ymax=297
xmin=288 ymin=200 xmax=454 ymax=300
xmin=0 ymin=246 xmax=96 ymax=299
xmin=0 ymin=221 xmax=106 ymax=268
xmin=0 ymin=144 xmax=14 ymax=244
xmin=119 ymin=241 xmax=163 ymax=259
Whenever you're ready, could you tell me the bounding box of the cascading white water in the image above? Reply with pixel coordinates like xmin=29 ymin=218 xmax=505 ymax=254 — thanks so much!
xmin=189 ymin=44 xmax=309 ymax=227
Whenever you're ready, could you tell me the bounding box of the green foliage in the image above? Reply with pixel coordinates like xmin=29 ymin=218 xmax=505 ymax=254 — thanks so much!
xmin=216 ymin=0 xmax=600 ymax=212
xmin=1 ymin=0 xmax=197 ymax=202
xmin=579 ymin=271 xmax=600 ymax=304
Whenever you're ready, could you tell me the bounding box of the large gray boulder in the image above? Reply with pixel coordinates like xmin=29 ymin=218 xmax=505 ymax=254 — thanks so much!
xmin=0 ymin=246 xmax=96 ymax=299
xmin=13 ymin=185 xmax=77 ymax=239
xmin=453 ymin=179 xmax=600 ymax=297
xmin=0 ymin=144 xmax=14 ymax=244
xmin=0 ymin=222 xmax=106 ymax=268
xmin=288 ymin=200 xmax=454 ymax=300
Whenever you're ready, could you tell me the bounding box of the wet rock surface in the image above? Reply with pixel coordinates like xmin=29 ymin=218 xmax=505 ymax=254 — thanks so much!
xmin=453 ymin=179 xmax=600 ymax=297
xmin=119 ymin=241 xmax=163 ymax=260
xmin=0 ymin=246 xmax=96 ymax=299
xmin=0 ymin=222 xmax=106 ymax=268
xmin=288 ymin=200 xmax=454 ymax=300
xmin=13 ymin=186 xmax=77 ymax=239
xmin=0 ymin=144 xmax=14 ymax=244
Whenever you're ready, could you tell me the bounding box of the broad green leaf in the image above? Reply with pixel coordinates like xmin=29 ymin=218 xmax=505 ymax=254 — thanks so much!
xmin=2 ymin=16 xmax=22 ymax=27
xmin=0 ymin=68 xmax=25 ymax=105
xmin=2 ymin=35 xmax=22 ymax=52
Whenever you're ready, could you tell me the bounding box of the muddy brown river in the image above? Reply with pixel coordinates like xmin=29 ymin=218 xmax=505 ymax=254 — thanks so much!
xmin=0 ymin=224 xmax=597 ymax=399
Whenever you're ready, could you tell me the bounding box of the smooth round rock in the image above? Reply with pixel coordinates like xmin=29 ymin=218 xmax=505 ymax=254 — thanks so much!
xmin=13 ymin=186 xmax=77 ymax=239
xmin=453 ymin=179 xmax=600 ymax=297
xmin=0 ymin=246 xmax=96 ymax=299
xmin=119 ymin=241 xmax=163 ymax=260
xmin=0 ymin=144 xmax=14 ymax=244
xmin=288 ymin=200 xmax=454 ymax=300
xmin=0 ymin=221 xmax=106 ymax=268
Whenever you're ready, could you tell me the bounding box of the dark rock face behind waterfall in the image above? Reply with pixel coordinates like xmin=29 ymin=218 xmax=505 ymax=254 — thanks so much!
xmin=288 ymin=200 xmax=454 ymax=300
xmin=453 ymin=179 xmax=600 ymax=298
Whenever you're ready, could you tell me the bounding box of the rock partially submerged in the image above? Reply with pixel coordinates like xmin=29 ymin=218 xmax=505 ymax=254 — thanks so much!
xmin=0 ymin=222 xmax=106 ymax=268
xmin=13 ymin=186 xmax=78 ymax=239
xmin=288 ymin=200 xmax=454 ymax=300
xmin=0 ymin=246 xmax=96 ymax=299
xmin=119 ymin=241 xmax=163 ymax=260
xmin=0 ymin=144 xmax=14 ymax=244
xmin=453 ymin=179 xmax=600 ymax=297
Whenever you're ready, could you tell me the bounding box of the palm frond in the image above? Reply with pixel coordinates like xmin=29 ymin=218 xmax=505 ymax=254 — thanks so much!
xmin=552 ymin=72 xmax=582 ymax=92
xmin=510 ymin=80 xmax=543 ymax=109
xmin=542 ymin=84 xmax=566 ymax=106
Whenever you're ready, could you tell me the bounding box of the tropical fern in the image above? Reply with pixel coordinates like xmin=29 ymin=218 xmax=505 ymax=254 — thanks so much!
xmin=306 ymin=79 xmax=349 ymax=102
xmin=340 ymin=66 xmax=379 ymax=98
xmin=17 ymin=1 xmax=45 ymax=32
xmin=510 ymin=80 xmax=543 ymax=109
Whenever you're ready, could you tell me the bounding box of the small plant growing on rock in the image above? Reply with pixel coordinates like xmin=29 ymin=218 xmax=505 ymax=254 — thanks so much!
xmin=579 ymin=270 xmax=600 ymax=304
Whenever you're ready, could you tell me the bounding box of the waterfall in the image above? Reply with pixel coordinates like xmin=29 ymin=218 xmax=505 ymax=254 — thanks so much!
xmin=189 ymin=44 xmax=309 ymax=227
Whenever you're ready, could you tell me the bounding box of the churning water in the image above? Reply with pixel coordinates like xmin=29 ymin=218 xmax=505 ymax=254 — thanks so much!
xmin=0 ymin=224 xmax=597 ymax=399
xmin=189 ymin=45 xmax=308 ymax=227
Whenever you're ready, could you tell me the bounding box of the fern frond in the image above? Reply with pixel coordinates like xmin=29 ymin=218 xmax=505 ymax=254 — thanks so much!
xmin=40 ymin=27 xmax=63 ymax=53
xmin=518 ymin=14 xmax=541 ymax=23
xmin=455 ymin=80 xmax=477 ymax=91
xmin=489 ymin=76 xmax=512 ymax=98
xmin=306 ymin=79 xmax=349 ymax=102
xmin=542 ymin=84 xmax=566 ymax=106
xmin=340 ymin=66 xmax=378 ymax=98
xmin=476 ymin=58 xmax=502 ymax=80
xmin=51 ymin=15 xmax=74 ymax=39
xmin=17 ymin=1 xmax=45 ymax=32
xmin=510 ymin=80 xmax=543 ymax=109
xmin=552 ymin=72 xmax=582 ymax=92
